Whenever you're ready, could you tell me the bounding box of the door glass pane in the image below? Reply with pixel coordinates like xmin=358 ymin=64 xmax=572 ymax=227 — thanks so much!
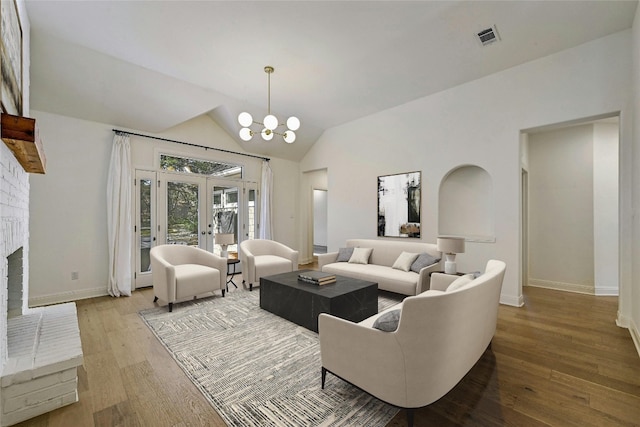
xmin=248 ymin=189 xmax=256 ymax=240
xmin=213 ymin=185 xmax=238 ymax=256
xmin=167 ymin=181 xmax=199 ymax=246
xmin=140 ymin=179 xmax=152 ymax=272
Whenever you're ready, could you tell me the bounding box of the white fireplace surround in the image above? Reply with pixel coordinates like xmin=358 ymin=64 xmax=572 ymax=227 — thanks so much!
xmin=1 ymin=134 xmax=84 ymax=427
xmin=1 ymin=142 xmax=30 ymax=368
xmin=0 ymin=4 xmax=83 ymax=425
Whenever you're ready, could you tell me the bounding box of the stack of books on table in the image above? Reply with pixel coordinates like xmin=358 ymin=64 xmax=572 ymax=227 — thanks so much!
xmin=298 ymin=271 xmax=337 ymax=285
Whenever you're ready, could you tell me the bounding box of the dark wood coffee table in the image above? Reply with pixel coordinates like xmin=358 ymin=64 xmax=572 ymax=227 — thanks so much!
xmin=259 ymin=270 xmax=378 ymax=332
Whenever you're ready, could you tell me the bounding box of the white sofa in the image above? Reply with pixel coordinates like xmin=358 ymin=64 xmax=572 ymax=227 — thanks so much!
xmin=319 ymin=260 xmax=506 ymax=427
xmin=318 ymin=239 xmax=442 ymax=296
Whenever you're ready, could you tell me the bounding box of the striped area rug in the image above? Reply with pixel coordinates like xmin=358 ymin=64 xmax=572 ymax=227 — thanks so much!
xmin=139 ymin=289 xmax=403 ymax=426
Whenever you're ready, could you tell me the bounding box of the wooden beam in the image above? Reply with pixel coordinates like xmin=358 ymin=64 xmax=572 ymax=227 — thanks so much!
xmin=1 ymin=113 xmax=46 ymax=174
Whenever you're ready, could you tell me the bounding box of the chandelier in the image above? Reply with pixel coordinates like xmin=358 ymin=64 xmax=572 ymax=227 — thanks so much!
xmin=238 ymin=66 xmax=300 ymax=144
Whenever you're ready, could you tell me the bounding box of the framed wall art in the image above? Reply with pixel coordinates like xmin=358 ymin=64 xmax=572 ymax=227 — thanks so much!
xmin=1 ymin=0 xmax=23 ymax=115
xmin=377 ymin=171 xmax=421 ymax=238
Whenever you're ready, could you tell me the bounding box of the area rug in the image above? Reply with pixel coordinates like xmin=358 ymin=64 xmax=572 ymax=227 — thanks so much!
xmin=139 ymin=290 xmax=403 ymax=426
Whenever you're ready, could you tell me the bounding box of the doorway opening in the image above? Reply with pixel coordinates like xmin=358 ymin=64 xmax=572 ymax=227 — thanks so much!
xmin=521 ymin=114 xmax=619 ymax=296
xmin=313 ymin=189 xmax=328 ymax=255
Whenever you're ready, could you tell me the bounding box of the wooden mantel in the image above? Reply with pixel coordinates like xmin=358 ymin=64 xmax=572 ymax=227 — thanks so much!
xmin=1 ymin=113 xmax=46 ymax=174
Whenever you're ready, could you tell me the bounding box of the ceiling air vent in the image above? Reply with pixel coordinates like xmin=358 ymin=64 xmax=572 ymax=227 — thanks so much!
xmin=476 ymin=25 xmax=500 ymax=46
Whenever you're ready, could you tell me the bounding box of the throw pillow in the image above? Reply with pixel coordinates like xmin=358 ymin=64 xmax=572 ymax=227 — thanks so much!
xmin=446 ymin=274 xmax=474 ymax=292
xmin=349 ymin=247 xmax=373 ymax=264
xmin=336 ymin=247 xmax=354 ymax=262
xmin=392 ymin=251 xmax=420 ymax=272
xmin=372 ymin=309 xmax=401 ymax=332
xmin=410 ymin=253 xmax=441 ymax=273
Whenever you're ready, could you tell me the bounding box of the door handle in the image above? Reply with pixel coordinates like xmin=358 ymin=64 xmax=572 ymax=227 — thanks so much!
xmin=201 ymin=231 xmax=206 ymax=235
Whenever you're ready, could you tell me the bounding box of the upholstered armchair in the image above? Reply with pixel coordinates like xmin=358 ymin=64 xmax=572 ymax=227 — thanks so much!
xmin=150 ymin=244 xmax=227 ymax=312
xmin=319 ymin=260 xmax=506 ymax=426
xmin=239 ymin=239 xmax=299 ymax=291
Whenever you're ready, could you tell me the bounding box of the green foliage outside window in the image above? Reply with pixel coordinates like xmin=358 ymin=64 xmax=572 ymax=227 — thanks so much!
xmin=160 ymin=154 xmax=241 ymax=178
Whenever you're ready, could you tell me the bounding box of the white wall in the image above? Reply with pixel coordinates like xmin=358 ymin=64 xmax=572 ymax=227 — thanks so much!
xmin=630 ymin=5 xmax=640 ymax=352
xmin=267 ymin=156 xmax=299 ymax=249
xmin=29 ymin=113 xmax=112 ymax=305
xmin=593 ymin=122 xmax=619 ymax=296
xmin=300 ymin=30 xmax=632 ymax=307
xmin=528 ymin=125 xmax=595 ymax=292
xmin=28 ymin=112 xmax=299 ymax=305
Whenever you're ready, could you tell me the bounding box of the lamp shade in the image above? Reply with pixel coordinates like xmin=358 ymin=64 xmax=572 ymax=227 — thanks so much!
xmin=283 ymin=131 xmax=296 ymax=144
xmin=286 ymin=116 xmax=300 ymax=131
xmin=263 ymin=114 xmax=278 ymax=130
xmin=436 ymin=237 xmax=465 ymax=254
xmin=216 ymin=233 xmax=235 ymax=246
xmin=238 ymin=112 xmax=253 ymax=127
xmin=239 ymin=127 xmax=252 ymax=141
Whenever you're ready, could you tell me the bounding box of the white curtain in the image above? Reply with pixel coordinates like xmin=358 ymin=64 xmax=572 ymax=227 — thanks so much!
xmin=107 ymin=133 xmax=132 ymax=297
xmin=259 ymin=160 xmax=273 ymax=239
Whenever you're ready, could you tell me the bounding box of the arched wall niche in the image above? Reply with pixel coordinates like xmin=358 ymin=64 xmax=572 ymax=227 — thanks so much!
xmin=438 ymin=165 xmax=495 ymax=242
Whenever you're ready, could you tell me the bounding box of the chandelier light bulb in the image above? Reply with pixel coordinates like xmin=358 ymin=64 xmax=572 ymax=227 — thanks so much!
xmin=239 ymin=127 xmax=253 ymax=141
xmin=283 ymin=131 xmax=296 ymax=144
xmin=238 ymin=112 xmax=253 ymax=127
xmin=286 ymin=116 xmax=300 ymax=131
xmin=261 ymin=128 xmax=274 ymax=141
xmin=263 ymin=114 xmax=278 ymax=131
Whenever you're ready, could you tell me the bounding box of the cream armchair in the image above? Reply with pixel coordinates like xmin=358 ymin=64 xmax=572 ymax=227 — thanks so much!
xmin=239 ymin=239 xmax=299 ymax=291
xmin=319 ymin=260 xmax=506 ymax=427
xmin=150 ymin=244 xmax=227 ymax=312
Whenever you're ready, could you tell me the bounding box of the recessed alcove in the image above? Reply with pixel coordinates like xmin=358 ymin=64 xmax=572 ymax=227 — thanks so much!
xmin=438 ymin=165 xmax=495 ymax=241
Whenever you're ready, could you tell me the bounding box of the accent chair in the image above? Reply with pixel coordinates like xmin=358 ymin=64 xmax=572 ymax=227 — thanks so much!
xmin=239 ymin=239 xmax=299 ymax=291
xmin=150 ymin=244 xmax=227 ymax=312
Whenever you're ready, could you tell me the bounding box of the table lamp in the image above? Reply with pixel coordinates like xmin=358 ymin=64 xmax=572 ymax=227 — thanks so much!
xmin=436 ymin=236 xmax=465 ymax=274
xmin=216 ymin=233 xmax=235 ymax=258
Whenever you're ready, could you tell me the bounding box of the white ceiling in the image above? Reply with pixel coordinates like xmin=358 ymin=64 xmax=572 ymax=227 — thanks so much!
xmin=26 ymin=0 xmax=637 ymax=161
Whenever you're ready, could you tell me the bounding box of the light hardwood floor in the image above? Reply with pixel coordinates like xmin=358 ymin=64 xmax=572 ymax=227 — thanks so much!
xmin=13 ymin=270 xmax=640 ymax=427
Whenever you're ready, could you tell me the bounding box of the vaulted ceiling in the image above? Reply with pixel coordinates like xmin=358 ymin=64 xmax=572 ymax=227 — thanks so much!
xmin=26 ymin=1 xmax=637 ymax=161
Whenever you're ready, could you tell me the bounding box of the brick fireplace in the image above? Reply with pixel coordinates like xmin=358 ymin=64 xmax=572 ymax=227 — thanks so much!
xmin=0 ymin=142 xmax=30 ymax=368
xmin=1 ymin=136 xmax=82 ymax=425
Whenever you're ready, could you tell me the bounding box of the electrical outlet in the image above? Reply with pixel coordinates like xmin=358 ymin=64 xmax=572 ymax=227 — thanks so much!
xmin=71 ymin=271 xmax=79 ymax=280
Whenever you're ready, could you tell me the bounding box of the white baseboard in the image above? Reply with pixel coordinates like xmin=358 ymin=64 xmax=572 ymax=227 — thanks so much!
xmin=528 ymin=278 xmax=594 ymax=295
xmin=629 ymin=318 xmax=640 ymax=358
xmin=29 ymin=287 xmax=108 ymax=307
xmin=594 ymin=285 xmax=619 ymax=296
xmin=618 ymin=312 xmax=640 ymax=358
xmin=616 ymin=310 xmax=630 ymax=328
xmin=500 ymin=293 xmax=524 ymax=307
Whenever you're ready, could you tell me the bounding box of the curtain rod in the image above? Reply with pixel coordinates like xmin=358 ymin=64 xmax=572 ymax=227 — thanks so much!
xmin=112 ymin=129 xmax=270 ymax=162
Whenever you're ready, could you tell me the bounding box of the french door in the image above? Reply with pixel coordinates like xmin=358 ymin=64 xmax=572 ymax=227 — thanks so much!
xmin=133 ymin=170 xmax=258 ymax=289
xmin=206 ymin=179 xmax=259 ymax=255
xmin=134 ymin=170 xmax=157 ymax=288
